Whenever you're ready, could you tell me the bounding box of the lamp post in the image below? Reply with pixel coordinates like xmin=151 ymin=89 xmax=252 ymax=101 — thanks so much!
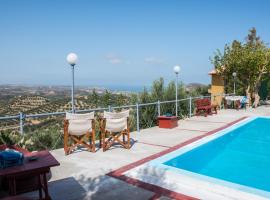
xmin=174 ymin=65 xmax=180 ymax=116
xmin=232 ymin=72 xmax=237 ymax=95
xmin=66 ymin=53 xmax=78 ymax=113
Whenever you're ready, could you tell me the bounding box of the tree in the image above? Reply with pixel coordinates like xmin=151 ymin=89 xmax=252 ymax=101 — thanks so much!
xmin=102 ymin=90 xmax=112 ymax=107
xmin=151 ymin=78 xmax=165 ymax=101
xmin=259 ymin=77 xmax=270 ymax=100
xmin=89 ymin=88 xmax=99 ymax=107
xmin=212 ymin=28 xmax=270 ymax=107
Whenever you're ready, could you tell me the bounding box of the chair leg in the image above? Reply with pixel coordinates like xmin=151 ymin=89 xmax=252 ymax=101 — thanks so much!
xmin=122 ymin=134 xmax=125 ymax=143
xmin=64 ymin=133 xmax=69 ymax=155
xmin=127 ymin=132 xmax=130 ymax=149
xmin=99 ymin=132 xmax=102 ymax=148
xmin=102 ymin=131 xmax=106 ymax=152
xmin=92 ymin=130 xmax=95 ymax=152
xmin=102 ymin=130 xmax=131 ymax=151
xmin=84 ymin=132 xmax=92 ymax=152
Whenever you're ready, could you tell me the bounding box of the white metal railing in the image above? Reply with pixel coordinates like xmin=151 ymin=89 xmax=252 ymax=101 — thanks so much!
xmin=0 ymin=93 xmax=230 ymax=134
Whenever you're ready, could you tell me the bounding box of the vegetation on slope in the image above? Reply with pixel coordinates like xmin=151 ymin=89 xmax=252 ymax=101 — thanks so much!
xmin=0 ymin=78 xmax=209 ymax=151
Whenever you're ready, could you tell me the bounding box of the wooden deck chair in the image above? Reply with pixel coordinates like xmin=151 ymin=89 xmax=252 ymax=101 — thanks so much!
xmin=101 ymin=110 xmax=130 ymax=151
xmin=64 ymin=112 xmax=95 ymax=155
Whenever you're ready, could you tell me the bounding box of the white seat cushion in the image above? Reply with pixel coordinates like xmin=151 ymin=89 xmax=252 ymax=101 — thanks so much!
xmin=68 ymin=119 xmax=92 ymax=136
xmin=104 ymin=110 xmax=129 ymax=132
xmin=106 ymin=118 xmax=127 ymax=132
xmin=66 ymin=112 xmax=94 ymax=136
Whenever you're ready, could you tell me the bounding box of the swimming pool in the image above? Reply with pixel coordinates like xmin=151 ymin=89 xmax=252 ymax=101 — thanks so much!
xmin=124 ymin=117 xmax=270 ymax=199
xmin=164 ymin=117 xmax=270 ymax=192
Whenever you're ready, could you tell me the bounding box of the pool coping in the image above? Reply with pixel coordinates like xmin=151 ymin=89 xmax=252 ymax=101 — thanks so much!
xmin=107 ymin=116 xmax=248 ymax=200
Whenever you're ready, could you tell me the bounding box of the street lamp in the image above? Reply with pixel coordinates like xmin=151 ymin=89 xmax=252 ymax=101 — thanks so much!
xmin=174 ymin=65 xmax=180 ymax=116
xmin=232 ymin=72 xmax=237 ymax=95
xmin=66 ymin=53 xmax=78 ymax=113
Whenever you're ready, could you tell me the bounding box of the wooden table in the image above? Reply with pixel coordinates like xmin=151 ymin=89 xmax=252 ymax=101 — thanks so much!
xmin=225 ymin=96 xmax=245 ymax=109
xmin=0 ymin=150 xmax=60 ymax=200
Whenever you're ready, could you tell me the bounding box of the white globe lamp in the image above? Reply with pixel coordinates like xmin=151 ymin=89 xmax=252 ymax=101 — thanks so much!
xmin=66 ymin=53 xmax=78 ymax=66
xmin=174 ymin=65 xmax=180 ymax=74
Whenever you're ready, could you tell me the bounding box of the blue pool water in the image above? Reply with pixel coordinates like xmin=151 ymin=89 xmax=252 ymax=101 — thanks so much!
xmin=164 ymin=117 xmax=270 ymax=192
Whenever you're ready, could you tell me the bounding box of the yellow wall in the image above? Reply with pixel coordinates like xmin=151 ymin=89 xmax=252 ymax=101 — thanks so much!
xmin=209 ymin=74 xmax=224 ymax=106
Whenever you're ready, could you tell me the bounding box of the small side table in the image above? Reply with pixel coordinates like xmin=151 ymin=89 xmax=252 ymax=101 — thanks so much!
xmin=0 ymin=151 xmax=60 ymax=200
xmin=158 ymin=116 xmax=178 ymax=129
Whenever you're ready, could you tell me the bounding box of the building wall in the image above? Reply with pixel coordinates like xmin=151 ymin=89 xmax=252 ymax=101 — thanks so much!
xmin=209 ymin=74 xmax=224 ymax=106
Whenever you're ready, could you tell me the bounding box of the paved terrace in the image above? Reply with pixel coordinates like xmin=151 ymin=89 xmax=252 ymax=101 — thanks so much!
xmin=22 ymin=106 xmax=270 ymax=200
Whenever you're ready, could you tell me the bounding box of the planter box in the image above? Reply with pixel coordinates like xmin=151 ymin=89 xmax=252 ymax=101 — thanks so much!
xmin=158 ymin=116 xmax=178 ymax=129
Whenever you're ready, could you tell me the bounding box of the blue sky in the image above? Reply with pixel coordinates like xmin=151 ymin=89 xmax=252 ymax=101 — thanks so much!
xmin=1 ymin=0 xmax=270 ymax=88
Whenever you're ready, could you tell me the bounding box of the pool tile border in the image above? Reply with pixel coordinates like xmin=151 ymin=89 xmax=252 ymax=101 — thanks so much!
xmin=107 ymin=116 xmax=248 ymax=200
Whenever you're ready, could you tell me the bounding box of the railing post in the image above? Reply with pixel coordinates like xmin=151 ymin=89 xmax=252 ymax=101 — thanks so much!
xmin=157 ymin=100 xmax=160 ymax=116
xmin=19 ymin=112 xmax=24 ymax=135
xmin=189 ymin=96 xmax=192 ymax=118
xmin=179 ymin=99 xmax=181 ymax=117
xmin=136 ymin=103 xmax=140 ymax=132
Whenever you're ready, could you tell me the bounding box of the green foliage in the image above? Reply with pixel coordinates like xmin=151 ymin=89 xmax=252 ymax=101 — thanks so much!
xmin=212 ymin=28 xmax=270 ymax=104
xmin=0 ymin=131 xmax=17 ymax=145
xmin=137 ymin=77 xmax=191 ymax=128
xmin=0 ymin=77 xmax=209 ymax=151
xmin=0 ymin=131 xmax=33 ymax=150
xmin=259 ymin=77 xmax=270 ymax=100
xmin=89 ymin=89 xmax=99 ymax=106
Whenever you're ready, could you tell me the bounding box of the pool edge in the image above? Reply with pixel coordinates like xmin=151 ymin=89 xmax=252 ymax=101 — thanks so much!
xmin=107 ymin=116 xmax=248 ymax=200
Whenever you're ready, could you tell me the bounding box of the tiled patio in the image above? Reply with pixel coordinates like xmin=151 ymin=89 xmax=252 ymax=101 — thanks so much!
xmin=22 ymin=106 xmax=270 ymax=200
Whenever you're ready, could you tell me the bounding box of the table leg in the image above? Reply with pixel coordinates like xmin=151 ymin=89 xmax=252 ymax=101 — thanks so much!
xmin=8 ymin=177 xmax=16 ymax=196
xmin=42 ymin=173 xmax=51 ymax=200
xmin=13 ymin=178 xmax=16 ymax=195
xmin=38 ymin=174 xmax=43 ymax=200
xmin=8 ymin=178 xmax=13 ymax=195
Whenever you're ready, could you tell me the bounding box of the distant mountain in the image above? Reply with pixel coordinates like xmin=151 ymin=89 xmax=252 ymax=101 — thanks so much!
xmin=186 ymin=83 xmax=207 ymax=90
xmin=0 ymin=84 xmax=139 ymax=99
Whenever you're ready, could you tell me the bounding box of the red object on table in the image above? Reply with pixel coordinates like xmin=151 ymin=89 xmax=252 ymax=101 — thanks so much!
xmin=0 ymin=150 xmax=60 ymax=200
xmin=158 ymin=116 xmax=178 ymax=129
xmin=0 ymin=145 xmax=30 ymax=155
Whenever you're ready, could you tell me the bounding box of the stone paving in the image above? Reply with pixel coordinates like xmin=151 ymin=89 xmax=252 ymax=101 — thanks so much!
xmin=20 ymin=106 xmax=270 ymax=200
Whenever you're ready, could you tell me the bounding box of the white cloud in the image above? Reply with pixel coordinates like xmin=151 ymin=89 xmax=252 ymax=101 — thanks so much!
xmin=106 ymin=54 xmax=123 ymax=64
xmin=144 ymin=57 xmax=164 ymax=65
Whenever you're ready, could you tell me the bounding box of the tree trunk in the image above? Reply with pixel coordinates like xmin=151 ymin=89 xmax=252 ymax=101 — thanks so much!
xmin=253 ymin=80 xmax=261 ymax=108
xmin=253 ymin=92 xmax=260 ymax=108
xmin=245 ymin=85 xmax=251 ymax=107
xmin=253 ymin=72 xmax=263 ymax=108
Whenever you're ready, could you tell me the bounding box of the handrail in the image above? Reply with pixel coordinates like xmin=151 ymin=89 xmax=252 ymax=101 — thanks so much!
xmin=0 ymin=115 xmax=20 ymax=120
xmin=0 ymin=93 xmax=228 ymax=134
xmin=26 ymin=112 xmax=66 ymax=118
